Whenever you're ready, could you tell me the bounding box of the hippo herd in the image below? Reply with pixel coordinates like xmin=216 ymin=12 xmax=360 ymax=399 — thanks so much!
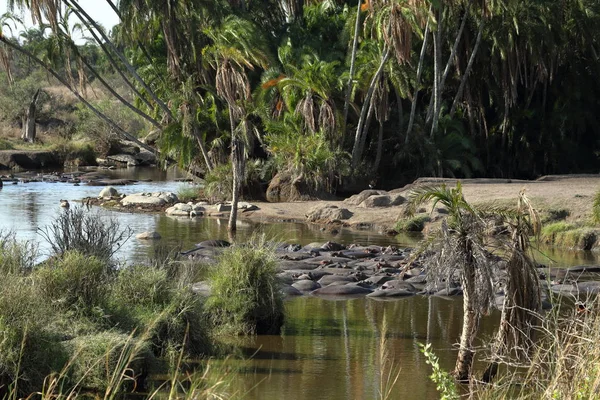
xmin=186 ymin=240 xmax=600 ymax=307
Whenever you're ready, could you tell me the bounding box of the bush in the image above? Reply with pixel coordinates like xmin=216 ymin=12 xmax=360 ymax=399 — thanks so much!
xmin=203 ymin=163 xmax=233 ymax=203
xmin=177 ymin=185 xmax=202 ymax=203
xmin=38 ymin=207 xmax=132 ymax=261
xmin=205 ymin=239 xmax=284 ymax=336
xmin=34 ymin=251 xmax=111 ymax=311
xmin=395 ymin=214 xmax=431 ymax=232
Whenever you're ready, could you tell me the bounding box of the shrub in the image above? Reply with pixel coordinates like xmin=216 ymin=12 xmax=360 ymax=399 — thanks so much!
xmin=395 ymin=214 xmax=431 ymax=232
xmin=205 ymin=239 xmax=284 ymax=336
xmin=34 ymin=251 xmax=111 ymax=312
xmin=203 ymin=163 xmax=233 ymax=203
xmin=38 ymin=206 xmax=132 ymax=260
xmin=177 ymin=185 xmax=202 ymax=203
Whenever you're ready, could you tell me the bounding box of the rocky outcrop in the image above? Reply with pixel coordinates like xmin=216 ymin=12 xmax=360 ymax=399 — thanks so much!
xmin=0 ymin=150 xmax=61 ymax=170
xmin=166 ymin=202 xmax=206 ymax=217
xmin=343 ymin=189 xmax=406 ymax=208
xmin=306 ymin=204 xmax=353 ymax=223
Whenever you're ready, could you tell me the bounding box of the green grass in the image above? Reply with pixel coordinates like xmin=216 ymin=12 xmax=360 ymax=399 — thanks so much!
xmin=0 ymin=137 xmax=14 ymax=150
xmin=541 ymin=222 xmax=599 ymax=250
xmin=177 ymin=185 xmax=202 ymax=203
xmin=395 ymin=214 xmax=431 ymax=232
xmin=205 ymin=237 xmax=284 ymax=336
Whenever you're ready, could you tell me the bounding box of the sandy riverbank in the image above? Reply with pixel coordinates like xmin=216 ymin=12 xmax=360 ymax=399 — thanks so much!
xmin=238 ymin=175 xmax=600 ymax=233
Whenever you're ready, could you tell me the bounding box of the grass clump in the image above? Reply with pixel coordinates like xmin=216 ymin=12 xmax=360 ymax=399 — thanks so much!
xmin=177 ymin=185 xmax=202 ymax=203
xmin=0 ymin=138 xmax=13 ymax=150
xmin=593 ymin=189 xmax=600 ymax=225
xmin=395 ymin=214 xmax=431 ymax=232
xmin=541 ymin=222 xmax=598 ymax=250
xmin=0 ymin=232 xmax=37 ymax=275
xmin=205 ymin=238 xmax=284 ymax=336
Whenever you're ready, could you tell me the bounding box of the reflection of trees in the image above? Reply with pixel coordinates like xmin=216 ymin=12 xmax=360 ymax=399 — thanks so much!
xmin=22 ymin=191 xmax=39 ymax=232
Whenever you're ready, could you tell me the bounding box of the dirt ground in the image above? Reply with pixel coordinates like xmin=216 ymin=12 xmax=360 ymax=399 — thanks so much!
xmin=239 ymin=175 xmax=600 ymax=232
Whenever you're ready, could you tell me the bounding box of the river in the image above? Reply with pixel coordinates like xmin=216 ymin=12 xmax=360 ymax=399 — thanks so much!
xmin=0 ymin=167 xmax=597 ymax=399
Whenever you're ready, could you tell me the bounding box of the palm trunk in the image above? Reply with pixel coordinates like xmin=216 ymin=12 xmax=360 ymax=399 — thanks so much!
xmin=192 ymin=123 xmax=214 ymax=172
xmin=374 ymin=121 xmax=384 ymax=172
xmin=450 ymin=17 xmax=485 ymax=118
xmin=21 ymin=89 xmax=40 ymax=142
xmin=343 ymin=0 xmax=363 ymax=131
xmin=406 ymin=6 xmax=431 ymax=143
xmin=228 ymin=112 xmax=245 ymax=233
xmin=438 ymin=0 xmax=471 ymax=97
xmin=430 ymin=6 xmax=443 ymax=137
xmin=454 ymin=260 xmax=479 ymax=381
xmin=351 ymin=49 xmax=390 ymax=169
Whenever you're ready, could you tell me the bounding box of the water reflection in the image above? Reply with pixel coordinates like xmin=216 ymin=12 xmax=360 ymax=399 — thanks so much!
xmin=224 ymin=296 xmax=499 ymax=400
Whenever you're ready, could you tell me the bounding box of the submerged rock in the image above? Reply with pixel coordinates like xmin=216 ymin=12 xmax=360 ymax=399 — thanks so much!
xmin=136 ymin=231 xmax=161 ymax=240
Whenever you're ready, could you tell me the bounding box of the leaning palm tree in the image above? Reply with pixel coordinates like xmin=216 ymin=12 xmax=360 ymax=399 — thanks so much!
xmin=482 ymin=190 xmax=542 ymax=382
xmin=408 ymin=182 xmax=495 ymax=381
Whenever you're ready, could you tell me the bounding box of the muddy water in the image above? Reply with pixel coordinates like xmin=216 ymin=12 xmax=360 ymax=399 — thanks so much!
xmin=1 ymin=167 xmax=598 ymax=399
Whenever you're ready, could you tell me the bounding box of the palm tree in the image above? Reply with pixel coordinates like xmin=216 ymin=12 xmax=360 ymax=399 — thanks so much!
xmin=408 ymin=182 xmax=495 ymax=381
xmin=482 ymin=191 xmax=541 ymax=382
xmin=204 ymin=15 xmax=271 ymax=232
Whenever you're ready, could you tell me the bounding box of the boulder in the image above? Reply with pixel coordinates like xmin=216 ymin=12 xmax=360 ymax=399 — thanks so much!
xmin=359 ymin=195 xmax=391 ymax=208
xmin=107 ymin=154 xmax=139 ymax=167
xmin=318 ymin=274 xmax=356 ymax=286
xmin=390 ymin=194 xmax=406 ymax=206
xmin=306 ymin=204 xmax=353 ymax=223
xmin=135 ymin=150 xmax=157 ymax=166
xmin=166 ymin=203 xmax=193 ymax=216
xmin=344 ymin=190 xmax=386 ymax=206
xmin=136 ymin=231 xmax=161 ymax=240
xmin=281 ymin=285 xmax=303 ymax=296
xmin=266 ymin=172 xmax=314 ymax=202
xmin=121 ymin=192 xmax=178 ymax=207
xmin=98 ymin=186 xmax=119 ymax=199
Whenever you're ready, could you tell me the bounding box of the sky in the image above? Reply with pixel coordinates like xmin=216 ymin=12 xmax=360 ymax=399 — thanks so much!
xmin=0 ymin=0 xmax=119 ymax=40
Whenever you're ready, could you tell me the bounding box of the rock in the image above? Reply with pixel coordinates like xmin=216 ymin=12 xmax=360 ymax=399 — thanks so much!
xmin=306 ymin=204 xmax=353 ymax=223
xmin=238 ymin=201 xmax=259 ymax=211
xmin=121 ymin=192 xmax=178 ymax=207
xmin=136 ymin=231 xmax=161 ymax=240
xmin=344 ymin=190 xmax=386 ymax=206
xmin=87 ymin=179 xmax=136 ymax=186
xmin=197 ymin=239 xmax=230 ymax=248
xmin=0 ymin=150 xmax=61 ymax=170
xmin=108 ymin=140 xmax=140 ymax=156
xmin=166 ymin=203 xmax=193 ymax=216
xmin=266 ymin=172 xmax=314 ymax=202
xmin=381 ymin=280 xmax=416 ymax=291
xmin=99 ymin=186 xmax=119 ymax=199
xmin=390 ymin=194 xmax=406 ymax=206
xmin=135 ymin=150 xmax=157 ymax=166
xmin=107 ymin=154 xmax=139 ymax=167
xmin=359 ymin=195 xmax=391 ymax=208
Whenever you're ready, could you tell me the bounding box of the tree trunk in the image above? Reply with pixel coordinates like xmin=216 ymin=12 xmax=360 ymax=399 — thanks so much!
xmin=351 ymin=49 xmax=390 ymax=169
xmin=430 ymin=5 xmax=443 ymax=137
xmin=454 ymin=261 xmax=479 ymax=381
xmin=374 ymin=121 xmax=384 ymax=172
xmin=22 ymin=89 xmax=40 ymax=142
xmin=450 ymin=17 xmax=485 ymax=118
xmin=406 ymin=6 xmax=431 ymax=143
xmin=228 ymin=112 xmax=246 ymax=233
xmin=343 ymin=0 xmax=364 ymax=132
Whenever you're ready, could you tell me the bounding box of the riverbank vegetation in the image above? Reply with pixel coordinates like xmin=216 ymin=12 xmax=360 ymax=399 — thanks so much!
xmin=0 ymin=211 xmax=282 ymax=398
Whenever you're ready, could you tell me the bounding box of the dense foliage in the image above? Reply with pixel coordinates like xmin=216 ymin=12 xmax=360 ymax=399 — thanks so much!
xmin=1 ymin=0 xmax=599 ymax=190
